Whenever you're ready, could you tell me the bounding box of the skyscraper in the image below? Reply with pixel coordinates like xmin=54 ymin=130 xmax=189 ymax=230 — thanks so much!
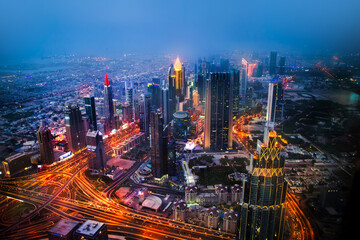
xmin=240 ymin=59 xmax=248 ymax=104
xmin=148 ymin=83 xmax=161 ymax=109
xmin=196 ymin=73 xmax=206 ymax=103
xmin=237 ymin=132 xmax=287 ymax=240
xmin=150 ymin=110 xmax=168 ymax=178
xmin=204 ymin=72 xmax=233 ymax=151
xmin=86 ymin=130 xmax=106 ymax=174
xmin=37 ymin=123 xmax=54 ymax=165
xmin=279 ymin=56 xmax=286 ymax=75
xmin=125 ymin=81 xmax=134 ymax=122
xmin=104 ymin=73 xmax=114 ymax=131
xmin=65 ymin=104 xmax=86 ymax=153
xmin=232 ymin=69 xmax=240 ymax=117
xmin=84 ymin=96 xmax=97 ymax=131
xmin=169 ymin=57 xmax=186 ymax=104
xmin=139 ymin=93 xmax=151 ymax=136
xmin=269 ymin=51 xmax=277 ymax=75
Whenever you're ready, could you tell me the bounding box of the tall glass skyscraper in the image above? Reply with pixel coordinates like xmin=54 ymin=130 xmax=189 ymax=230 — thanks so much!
xmin=65 ymin=104 xmax=86 ymax=153
xmin=84 ymin=95 xmax=97 ymax=131
xmin=204 ymin=72 xmax=233 ymax=151
xmin=269 ymin=51 xmax=278 ymax=75
xmin=37 ymin=123 xmax=54 ymax=165
xmin=104 ymin=73 xmax=114 ymax=130
xmin=232 ymin=69 xmax=240 ymax=117
xmin=237 ymin=83 xmax=287 ymax=240
xmin=150 ymin=110 xmax=168 ymax=178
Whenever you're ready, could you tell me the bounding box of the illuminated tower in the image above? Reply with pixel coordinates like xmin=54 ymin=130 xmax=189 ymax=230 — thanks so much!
xmin=173 ymin=57 xmax=186 ymax=102
xmin=237 ymin=84 xmax=287 ymax=240
xmin=37 ymin=123 xmax=54 ymax=165
xmin=65 ymin=104 xmax=86 ymax=153
xmin=103 ymin=73 xmax=114 ymax=130
xmin=204 ymin=72 xmax=233 ymax=151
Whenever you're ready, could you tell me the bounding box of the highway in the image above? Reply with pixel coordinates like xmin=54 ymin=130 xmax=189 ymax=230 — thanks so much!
xmin=233 ymin=116 xmax=315 ymax=240
xmin=0 ymin=124 xmax=235 ymax=239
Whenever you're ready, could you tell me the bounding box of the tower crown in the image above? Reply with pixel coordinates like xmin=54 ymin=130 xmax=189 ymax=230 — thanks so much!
xmin=104 ymin=73 xmax=110 ymax=86
xmin=174 ymin=57 xmax=182 ymax=71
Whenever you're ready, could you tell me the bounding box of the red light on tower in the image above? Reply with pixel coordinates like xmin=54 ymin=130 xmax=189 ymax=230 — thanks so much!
xmin=104 ymin=73 xmax=110 ymax=86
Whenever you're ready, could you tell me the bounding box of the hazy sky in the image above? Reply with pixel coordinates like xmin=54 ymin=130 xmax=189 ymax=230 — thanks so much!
xmin=1 ymin=0 xmax=360 ymax=63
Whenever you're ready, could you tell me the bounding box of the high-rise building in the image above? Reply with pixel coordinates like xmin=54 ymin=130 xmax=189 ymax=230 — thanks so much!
xmin=279 ymin=56 xmax=286 ymax=75
xmin=173 ymin=111 xmax=190 ymax=141
xmin=65 ymin=104 xmax=86 ymax=153
xmin=240 ymin=59 xmax=248 ymax=104
xmin=196 ymin=73 xmax=206 ymax=102
xmin=220 ymin=59 xmax=230 ymax=72
xmin=169 ymin=57 xmax=186 ymax=103
xmin=237 ymin=83 xmax=287 ymax=240
xmin=148 ymin=83 xmax=161 ymax=109
xmin=87 ymin=130 xmax=106 ymax=173
xmin=84 ymin=96 xmax=97 ymax=131
xmin=139 ymin=93 xmax=151 ymax=136
xmin=150 ymin=110 xmax=168 ymax=178
xmin=237 ymin=131 xmax=287 ymax=240
xmin=125 ymin=81 xmax=134 ymax=122
xmin=37 ymin=123 xmax=54 ymax=165
xmin=269 ymin=51 xmax=278 ymax=75
xmin=232 ymin=70 xmax=240 ymax=117
xmin=204 ymin=72 xmax=233 ymax=151
xmin=193 ymin=90 xmax=200 ymax=106
xmin=161 ymin=87 xmax=173 ymax=125
xmin=104 ymin=73 xmax=114 ymax=131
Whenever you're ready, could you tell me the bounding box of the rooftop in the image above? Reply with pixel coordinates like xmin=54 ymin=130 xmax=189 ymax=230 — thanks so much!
xmin=75 ymin=220 xmax=105 ymax=236
xmin=48 ymin=219 xmax=79 ymax=237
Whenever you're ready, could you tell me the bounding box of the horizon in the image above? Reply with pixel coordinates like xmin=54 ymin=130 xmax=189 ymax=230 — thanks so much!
xmin=1 ymin=0 xmax=360 ymax=64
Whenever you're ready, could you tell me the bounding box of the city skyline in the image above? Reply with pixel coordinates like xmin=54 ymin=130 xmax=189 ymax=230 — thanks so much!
xmin=1 ymin=1 xmax=360 ymax=240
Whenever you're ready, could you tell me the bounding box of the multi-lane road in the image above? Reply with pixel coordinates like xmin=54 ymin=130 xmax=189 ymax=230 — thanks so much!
xmin=0 ymin=125 xmax=235 ymax=239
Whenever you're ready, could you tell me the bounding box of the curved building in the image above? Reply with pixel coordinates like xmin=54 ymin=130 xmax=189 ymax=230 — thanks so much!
xmin=173 ymin=111 xmax=190 ymax=141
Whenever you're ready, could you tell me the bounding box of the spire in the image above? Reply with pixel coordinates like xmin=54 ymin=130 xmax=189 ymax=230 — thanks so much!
xmin=174 ymin=57 xmax=182 ymax=71
xmin=104 ymin=73 xmax=110 ymax=86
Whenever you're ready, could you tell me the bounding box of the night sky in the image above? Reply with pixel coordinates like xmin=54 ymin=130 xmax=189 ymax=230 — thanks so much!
xmin=1 ymin=0 xmax=360 ymax=63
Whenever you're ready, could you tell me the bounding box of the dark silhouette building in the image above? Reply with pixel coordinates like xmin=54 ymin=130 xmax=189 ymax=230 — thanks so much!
xmin=204 ymin=72 xmax=233 ymax=151
xmin=150 ymin=110 xmax=168 ymax=178
xmin=232 ymin=69 xmax=240 ymax=117
xmin=279 ymin=56 xmax=286 ymax=75
xmin=84 ymin=96 xmax=97 ymax=131
xmin=269 ymin=51 xmax=277 ymax=75
xmin=37 ymin=123 xmax=54 ymax=165
xmin=65 ymin=104 xmax=86 ymax=153
xmin=87 ymin=130 xmax=106 ymax=174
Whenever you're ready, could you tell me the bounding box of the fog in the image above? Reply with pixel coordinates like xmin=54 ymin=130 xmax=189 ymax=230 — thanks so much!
xmin=1 ymin=0 xmax=360 ymax=63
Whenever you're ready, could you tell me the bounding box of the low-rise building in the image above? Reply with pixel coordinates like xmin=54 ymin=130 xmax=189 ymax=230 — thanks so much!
xmin=185 ymin=186 xmax=198 ymax=203
xmin=48 ymin=219 xmax=80 ymax=240
xmin=173 ymin=199 xmax=187 ymax=222
xmin=73 ymin=220 xmax=108 ymax=240
xmin=223 ymin=210 xmax=238 ymax=234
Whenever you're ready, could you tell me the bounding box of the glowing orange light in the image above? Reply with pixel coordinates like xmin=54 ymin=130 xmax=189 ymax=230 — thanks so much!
xmin=248 ymin=63 xmax=256 ymax=77
xmin=174 ymin=57 xmax=182 ymax=71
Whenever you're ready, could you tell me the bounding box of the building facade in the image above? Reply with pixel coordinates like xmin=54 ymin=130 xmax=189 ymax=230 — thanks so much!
xmin=65 ymin=104 xmax=86 ymax=153
xmin=204 ymin=72 xmax=233 ymax=151
xmin=37 ymin=124 xmax=54 ymax=165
